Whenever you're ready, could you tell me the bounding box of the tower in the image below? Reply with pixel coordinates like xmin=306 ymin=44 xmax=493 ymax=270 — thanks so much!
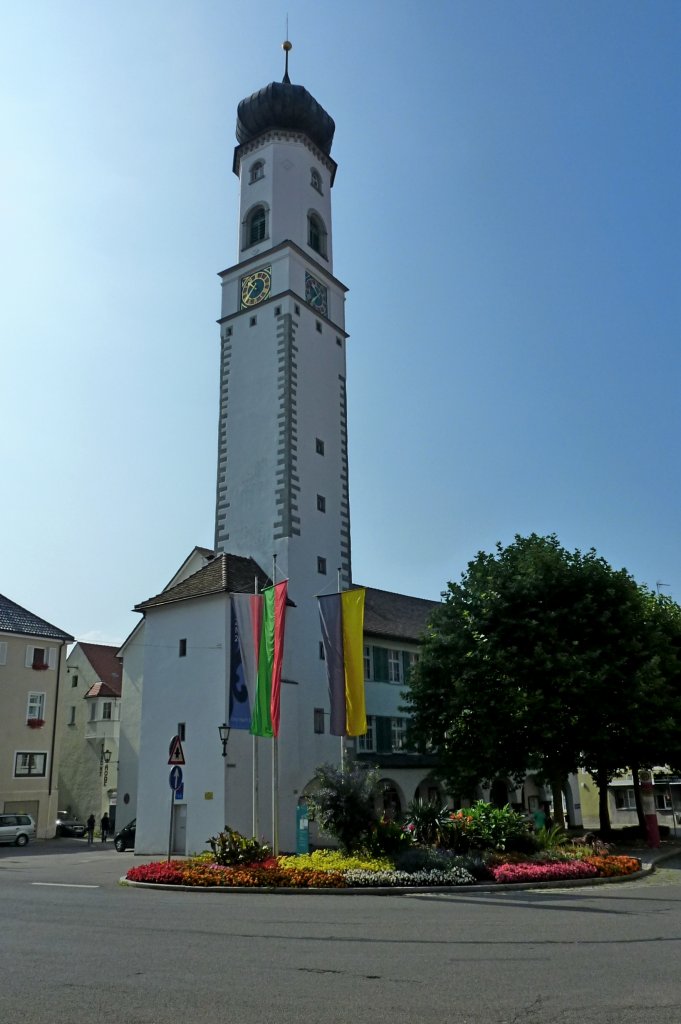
xmin=213 ymin=46 xmax=352 ymax=842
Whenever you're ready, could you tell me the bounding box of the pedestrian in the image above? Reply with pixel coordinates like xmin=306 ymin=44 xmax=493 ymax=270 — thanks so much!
xmin=100 ymin=812 xmax=110 ymax=842
xmin=86 ymin=814 xmax=95 ymax=845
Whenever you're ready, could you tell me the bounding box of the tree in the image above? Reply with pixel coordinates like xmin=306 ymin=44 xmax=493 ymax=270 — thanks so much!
xmin=404 ymin=534 xmax=660 ymax=830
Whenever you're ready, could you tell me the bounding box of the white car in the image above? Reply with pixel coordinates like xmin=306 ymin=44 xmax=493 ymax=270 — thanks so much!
xmin=0 ymin=813 xmax=36 ymax=846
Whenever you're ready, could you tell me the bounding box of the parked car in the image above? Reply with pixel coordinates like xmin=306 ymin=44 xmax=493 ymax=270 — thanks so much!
xmin=0 ymin=813 xmax=36 ymax=847
xmin=55 ymin=811 xmax=86 ymax=838
xmin=114 ymin=818 xmax=136 ymax=852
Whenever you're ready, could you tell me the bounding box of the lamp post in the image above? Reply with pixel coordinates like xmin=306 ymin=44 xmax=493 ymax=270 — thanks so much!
xmin=218 ymin=723 xmax=231 ymax=758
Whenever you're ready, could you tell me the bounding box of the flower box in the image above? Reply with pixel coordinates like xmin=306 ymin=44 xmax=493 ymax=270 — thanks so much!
xmin=27 ymin=718 xmax=45 ymax=729
xmin=32 ymin=663 xmax=49 ymax=671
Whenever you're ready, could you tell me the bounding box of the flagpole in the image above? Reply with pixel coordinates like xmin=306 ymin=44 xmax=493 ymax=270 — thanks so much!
xmin=337 ymin=568 xmax=345 ymax=773
xmin=253 ymin=575 xmax=260 ymax=840
xmin=272 ymin=554 xmax=280 ymax=856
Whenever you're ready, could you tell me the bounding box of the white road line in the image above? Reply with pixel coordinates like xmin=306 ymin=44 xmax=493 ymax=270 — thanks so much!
xmin=31 ymin=882 xmax=99 ymax=888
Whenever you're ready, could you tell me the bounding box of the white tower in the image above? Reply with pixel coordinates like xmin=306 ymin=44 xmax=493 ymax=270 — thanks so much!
xmin=214 ymin=46 xmax=352 ymax=844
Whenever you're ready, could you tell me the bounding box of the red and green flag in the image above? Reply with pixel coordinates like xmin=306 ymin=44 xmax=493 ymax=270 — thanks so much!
xmin=250 ymin=581 xmax=288 ymax=738
xmin=318 ymin=588 xmax=366 ymax=737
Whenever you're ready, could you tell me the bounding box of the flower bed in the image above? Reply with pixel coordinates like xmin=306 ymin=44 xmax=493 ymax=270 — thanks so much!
xmin=490 ymin=859 xmax=600 ymax=884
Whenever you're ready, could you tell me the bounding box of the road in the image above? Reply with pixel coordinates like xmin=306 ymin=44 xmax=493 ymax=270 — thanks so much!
xmin=1 ymin=840 xmax=681 ymax=1024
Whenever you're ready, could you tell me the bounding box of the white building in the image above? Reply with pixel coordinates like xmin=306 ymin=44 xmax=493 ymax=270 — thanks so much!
xmin=121 ymin=56 xmax=445 ymax=855
xmin=57 ymin=642 xmax=122 ymax=826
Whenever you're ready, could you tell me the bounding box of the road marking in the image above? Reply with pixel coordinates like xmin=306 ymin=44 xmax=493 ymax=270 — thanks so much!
xmin=31 ymin=882 xmax=100 ymax=888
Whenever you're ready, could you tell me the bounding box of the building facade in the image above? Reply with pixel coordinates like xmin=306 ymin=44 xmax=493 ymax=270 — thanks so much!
xmin=56 ymin=642 xmax=122 ymax=827
xmin=0 ymin=593 xmax=73 ymax=838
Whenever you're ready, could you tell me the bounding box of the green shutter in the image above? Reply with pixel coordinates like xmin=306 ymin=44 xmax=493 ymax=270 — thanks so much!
xmin=402 ymin=652 xmax=411 ymax=684
xmin=373 ymin=646 xmax=389 ymax=682
xmin=376 ymin=716 xmax=392 ymax=754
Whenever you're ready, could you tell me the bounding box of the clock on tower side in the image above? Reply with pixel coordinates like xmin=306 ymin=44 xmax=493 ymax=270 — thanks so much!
xmin=214 ymin=81 xmax=351 ymax=592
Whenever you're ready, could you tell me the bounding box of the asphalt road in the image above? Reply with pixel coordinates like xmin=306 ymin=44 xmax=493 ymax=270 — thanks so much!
xmin=2 ymin=839 xmax=681 ymax=1024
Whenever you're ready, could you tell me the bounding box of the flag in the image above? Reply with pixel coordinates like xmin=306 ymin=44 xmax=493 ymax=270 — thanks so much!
xmin=318 ymin=588 xmax=366 ymax=736
xmin=250 ymin=581 xmax=288 ymax=738
xmin=229 ymin=596 xmax=263 ymax=729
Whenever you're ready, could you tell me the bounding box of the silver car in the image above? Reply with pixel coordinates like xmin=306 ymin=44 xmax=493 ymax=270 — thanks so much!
xmin=0 ymin=813 xmax=36 ymax=846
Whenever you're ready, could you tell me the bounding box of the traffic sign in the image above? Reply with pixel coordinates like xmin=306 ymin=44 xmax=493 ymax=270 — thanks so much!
xmin=169 ymin=766 xmax=183 ymax=791
xmin=168 ymin=735 xmax=185 ymax=765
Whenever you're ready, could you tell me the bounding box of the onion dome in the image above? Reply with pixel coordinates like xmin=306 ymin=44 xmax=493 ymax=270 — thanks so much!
xmin=235 ymin=42 xmax=335 ymax=156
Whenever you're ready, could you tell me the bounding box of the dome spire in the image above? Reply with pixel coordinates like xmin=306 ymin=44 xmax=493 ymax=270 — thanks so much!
xmin=282 ymin=38 xmax=292 ymax=84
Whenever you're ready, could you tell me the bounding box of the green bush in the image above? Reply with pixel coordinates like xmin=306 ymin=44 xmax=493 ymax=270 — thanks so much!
xmin=366 ymin=815 xmax=412 ymax=855
xmin=458 ymin=801 xmax=531 ymax=851
xmin=306 ymin=763 xmax=382 ymax=853
xmin=404 ymin=799 xmax=450 ymax=846
xmin=207 ymin=827 xmax=271 ymax=867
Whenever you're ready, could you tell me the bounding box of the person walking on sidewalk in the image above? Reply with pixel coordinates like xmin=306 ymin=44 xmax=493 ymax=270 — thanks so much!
xmin=86 ymin=814 xmax=95 ymax=845
xmin=100 ymin=813 xmax=110 ymax=842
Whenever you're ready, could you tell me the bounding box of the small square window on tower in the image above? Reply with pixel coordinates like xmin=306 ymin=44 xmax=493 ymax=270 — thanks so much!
xmin=319 ymin=640 xmax=325 ymax=660
xmin=294 ymin=304 xmax=301 ymax=316
xmin=317 ymin=556 xmax=327 ymax=575
xmin=314 ymin=708 xmax=325 ymax=734
xmin=178 ymin=723 xmax=186 ymax=741
xmin=179 ymin=639 xmax=187 ymax=657
xmin=249 ymin=315 xmax=257 ymax=327
xmin=317 ymin=494 xmax=326 ymax=512
xmin=336 ymin=336 xmax=342 ymax=347
xmin=316 ymin=321 xmax=322 ymax=333
xmin=275 ymin=305 xmax=282 ymax=316
xmin=225 ymin=326 xmax=233 ymax=337
xmin=315 ymin=438 xmax=325 ymax=455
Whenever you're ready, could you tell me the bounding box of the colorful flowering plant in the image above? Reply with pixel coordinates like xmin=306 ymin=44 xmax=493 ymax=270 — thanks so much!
xmin=584 ymin=855 xmax=641 ymax=877
xmin=490 ymin=859 xmax=599 ymax=884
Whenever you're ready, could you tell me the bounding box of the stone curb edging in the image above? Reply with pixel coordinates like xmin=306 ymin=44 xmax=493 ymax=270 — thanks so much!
xmin=119 ymin=863 xmax=654 ymax=896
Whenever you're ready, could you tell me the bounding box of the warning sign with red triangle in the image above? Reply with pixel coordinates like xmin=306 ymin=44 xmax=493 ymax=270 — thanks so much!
xmin=168 ymin=735 xmax=185 ymax=766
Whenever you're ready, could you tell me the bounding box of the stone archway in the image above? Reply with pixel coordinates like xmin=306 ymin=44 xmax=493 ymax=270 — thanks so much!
xmin=379 ymin=778 xmax=406 ymax=821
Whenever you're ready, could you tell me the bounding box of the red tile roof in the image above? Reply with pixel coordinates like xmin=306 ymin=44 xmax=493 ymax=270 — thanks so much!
xmin=79 ymin=643 xmax=122 ymax=697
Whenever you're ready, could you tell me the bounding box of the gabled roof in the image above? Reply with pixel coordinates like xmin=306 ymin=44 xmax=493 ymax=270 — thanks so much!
xmin=78 ymin=642 xmax=122 ymax=698
xmin=0 ymin=593 xmax=73 ymax=642
xmin=135 ymin=553 xmax=272 ymax=612
xmin=357 ymin=585 xmax=440 ymax=643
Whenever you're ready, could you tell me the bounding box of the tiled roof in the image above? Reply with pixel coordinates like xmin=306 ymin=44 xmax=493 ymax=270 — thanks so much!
xmin=0 ymin=593 xmax=73 ymax=642
xmin=79 ymin=643 xmax=122 ymax=697
xmin=135 ymin=553 xmax=272 ymax=612
xmin=356 ymin=585 xmax=440 ymax=643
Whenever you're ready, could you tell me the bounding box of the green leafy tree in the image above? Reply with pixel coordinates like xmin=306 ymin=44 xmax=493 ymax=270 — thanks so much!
xmin=404 ymin=534 xmax=659 ymax=830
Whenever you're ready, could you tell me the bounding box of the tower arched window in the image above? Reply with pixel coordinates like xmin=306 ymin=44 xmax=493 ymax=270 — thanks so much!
xmin=249 ymin=160 xmax=264 ymax=184
xmin=244 ymin=204 xmax=268 ymax=249
xmin=310 ymin=168 xmax=323 ymax=194
xmin=307 ymin=212 xmax=327 ymax=258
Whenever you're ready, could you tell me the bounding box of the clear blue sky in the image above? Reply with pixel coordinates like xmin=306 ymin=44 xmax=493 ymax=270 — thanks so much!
xmin=2 ymin=1 xmax=679 ymax=644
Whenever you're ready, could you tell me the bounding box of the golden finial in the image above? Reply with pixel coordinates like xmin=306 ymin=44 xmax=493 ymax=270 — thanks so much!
xmin=282 ymin=36 xmax=292 ymax=83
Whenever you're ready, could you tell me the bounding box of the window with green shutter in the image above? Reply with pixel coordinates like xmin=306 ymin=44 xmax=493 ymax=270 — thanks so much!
xmin=372 ymin=647 xmax=389 ymax=682
xmin=375 ymin=716 xmax=392 ymax=753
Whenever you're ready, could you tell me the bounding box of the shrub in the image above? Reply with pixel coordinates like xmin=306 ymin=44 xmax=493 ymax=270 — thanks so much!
xmin=458 ymin=802 xmax=531 ymax=851
xmin=366 ymin=815 xmax=412 ymax=855
xmin=403 ymin=799 xmax=450 ymax=846
xmin=532 ymin=825 xmax=569 ymax=851
xmin=207 ymin=827 xmax=272 ymax=867
xmin=306 ymin=763 xmax=382 ymax=853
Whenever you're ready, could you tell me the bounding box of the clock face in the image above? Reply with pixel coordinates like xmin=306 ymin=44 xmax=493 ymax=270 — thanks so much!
xmin=305 ymin=272 xmax=328 ymax=317
xmin=241 ymin=267 xmax=272 ymax=308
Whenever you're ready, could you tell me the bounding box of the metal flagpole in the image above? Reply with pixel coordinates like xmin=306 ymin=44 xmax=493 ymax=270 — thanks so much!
xmin=272 ymin=554 xmax=280 ymax=855
xmin=252 ymin=575 xmax=260 ymax=839
xmin=337 ymin=567 xmax=345 ymax=773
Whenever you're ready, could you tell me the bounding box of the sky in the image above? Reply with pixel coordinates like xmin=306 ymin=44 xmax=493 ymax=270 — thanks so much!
xmin=2 ymin=1 xmax=679 ymax=646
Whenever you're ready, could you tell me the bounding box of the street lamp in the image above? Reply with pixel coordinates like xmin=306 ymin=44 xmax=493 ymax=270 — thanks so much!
xmin=103 ymin=749 xmax=112 ymax=764
xmin=218 ymin=723 xmax=231 ymax=758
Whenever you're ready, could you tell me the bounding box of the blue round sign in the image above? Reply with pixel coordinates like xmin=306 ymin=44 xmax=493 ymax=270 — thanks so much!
xmin=169 ymin=766 xmax=183 ymax=791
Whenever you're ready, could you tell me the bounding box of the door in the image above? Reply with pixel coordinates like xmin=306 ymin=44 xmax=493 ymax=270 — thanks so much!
xmin=172 ymin=804 xmax=187 ymax=854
